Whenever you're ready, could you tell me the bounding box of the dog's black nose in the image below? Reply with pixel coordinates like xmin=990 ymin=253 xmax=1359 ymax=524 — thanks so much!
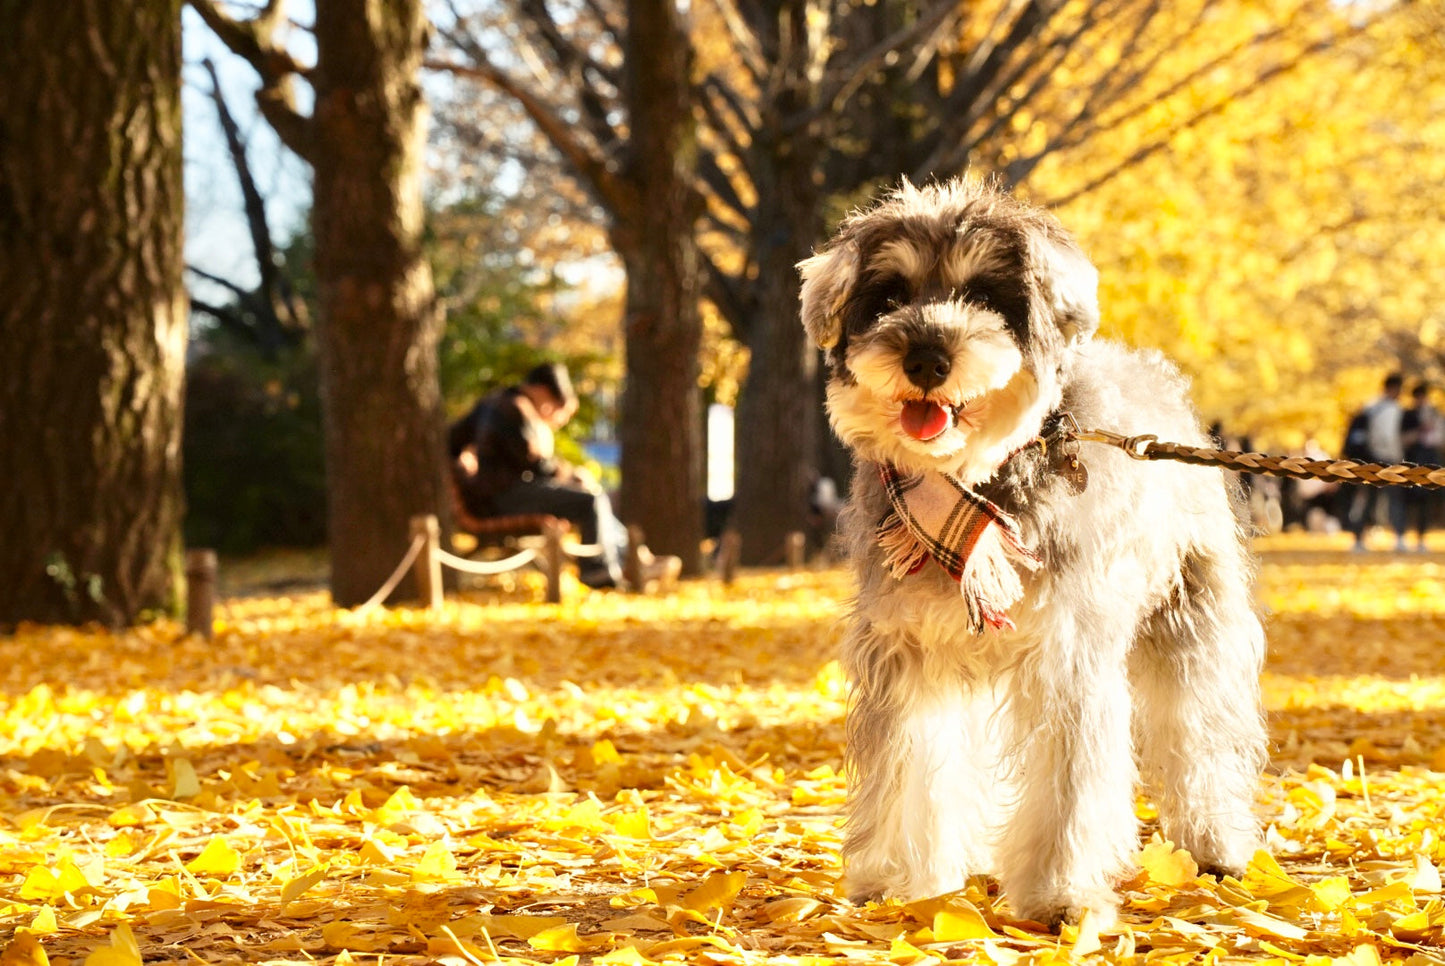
xmin=903 ymin=345 xmax=952 ymax=392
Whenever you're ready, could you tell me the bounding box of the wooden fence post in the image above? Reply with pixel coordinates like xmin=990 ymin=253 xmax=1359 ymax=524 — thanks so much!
xmin=786 ymin=531 xmax=807 ymax=571
xmin=542 ymin=519 xmax=564 ymax=604
xmin=717 ymin=530 xmax=741 ymax=585
xmin=410 ymin=514 xmax=443 ymax=611
xmin=185 ymin=549 xmax=217 ymax=640
xmin=623 ymin=524 xmax=647 ymax=593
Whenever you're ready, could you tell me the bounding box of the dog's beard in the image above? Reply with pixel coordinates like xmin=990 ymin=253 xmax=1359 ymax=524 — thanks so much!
xmin=827 ymin=305 xmax=1053 ymax=484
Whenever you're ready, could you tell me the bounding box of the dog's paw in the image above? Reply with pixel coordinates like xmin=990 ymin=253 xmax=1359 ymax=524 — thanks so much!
xmin=1013 ymin=892 xmax=1119 ymax=934
xmin=847 ymin=887 xmax=883 ymax=906
xmin=842 ymin=870 xmax=889 ymax=906
xmin=1196 ymin=861 xmax=1246 ymax=880
xmin=844 ymin=867 xmax=970 ymax=906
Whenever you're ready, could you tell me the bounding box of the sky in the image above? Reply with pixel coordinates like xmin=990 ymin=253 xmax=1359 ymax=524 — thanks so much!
xmin=182 ymin=4 xmax=313 ymax=295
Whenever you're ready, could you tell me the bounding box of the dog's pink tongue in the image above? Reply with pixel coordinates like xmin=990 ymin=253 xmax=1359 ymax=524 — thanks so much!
xmin=900 ymin=400 xmax=952 ymax=441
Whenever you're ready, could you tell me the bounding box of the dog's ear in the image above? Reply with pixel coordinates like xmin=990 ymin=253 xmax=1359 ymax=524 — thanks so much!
xmin=798 ymin=242 xmax=860 ymax=350
xmin=1031 ymin=233 xmax=1100 ymax=346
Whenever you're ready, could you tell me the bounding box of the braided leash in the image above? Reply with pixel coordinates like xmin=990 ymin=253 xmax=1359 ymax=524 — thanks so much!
xmin=1067 ymin=424 xmax=1445 ymax=491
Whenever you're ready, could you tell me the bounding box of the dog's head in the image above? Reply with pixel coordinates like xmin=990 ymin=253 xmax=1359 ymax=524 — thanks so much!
xmin=799 ymin=177 xmax=1099 ymax=483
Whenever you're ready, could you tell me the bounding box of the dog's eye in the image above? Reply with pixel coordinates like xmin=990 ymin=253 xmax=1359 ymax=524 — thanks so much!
xmin=857 ymin=276 xmax=910 ymax=320
xmin=961 ymin=278 xmax=1026 ymax=327
xmin=961 ymin=282 xmax=998 ymax=311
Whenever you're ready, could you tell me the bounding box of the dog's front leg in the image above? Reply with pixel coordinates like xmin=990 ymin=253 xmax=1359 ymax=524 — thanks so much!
xmin=842 ymin=620 xmax=1001 ymax=903
xmin=998 ymin=632 xmax=1136 ymax=930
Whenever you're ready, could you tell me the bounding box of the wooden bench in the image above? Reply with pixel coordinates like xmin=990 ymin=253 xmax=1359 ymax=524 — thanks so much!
xmin=445 ymin=492 xmax=597 ymax=602
xmin=437 ymin=480 xmax=665 ymax=602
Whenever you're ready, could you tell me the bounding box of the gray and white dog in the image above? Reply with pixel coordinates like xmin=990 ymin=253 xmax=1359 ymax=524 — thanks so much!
xmin=798 ymin=178 xmax=1266 ymax=928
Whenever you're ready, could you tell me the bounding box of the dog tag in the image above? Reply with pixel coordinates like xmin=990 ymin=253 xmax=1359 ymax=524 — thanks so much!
xmin=1060 ymin=452 xmax=1089 ymax=494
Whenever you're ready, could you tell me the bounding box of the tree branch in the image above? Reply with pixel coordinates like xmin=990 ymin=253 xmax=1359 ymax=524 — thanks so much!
xmin=426 ymin=57 xmax=630 ymax=216
xmin=918 ymin=3 xmax=1101 ymax=178
xmin=187 ymin=0 xmax=316 ymax=161
xmin=796 ymin=0 xmax=961 ymax=131
xmin=1038 ymin=30 xmax=1347 ymax=208
xmin=695 ymin=0 xmax=768 ymax=85
xmin=698 ymin=245 xmax=752 ymax=340
xmin=514 ymin=0 xmax=621 ymax=148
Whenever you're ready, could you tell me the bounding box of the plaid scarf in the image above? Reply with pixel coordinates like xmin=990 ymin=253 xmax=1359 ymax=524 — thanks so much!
xmin=877 ymin=463 xmax=1040 ymax=632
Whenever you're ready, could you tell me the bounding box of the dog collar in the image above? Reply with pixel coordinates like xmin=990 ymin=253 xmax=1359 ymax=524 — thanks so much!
xmin=1005 ymin=410 xmax=1089 ymax=493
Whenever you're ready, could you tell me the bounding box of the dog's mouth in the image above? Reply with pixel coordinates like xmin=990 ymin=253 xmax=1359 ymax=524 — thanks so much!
xmin=898 ymin=398 xmax=977 ymax=442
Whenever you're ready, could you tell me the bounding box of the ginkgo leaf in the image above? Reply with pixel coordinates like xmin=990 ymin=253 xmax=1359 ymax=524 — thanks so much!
xmin=528 ymin=923 xmax=611 ymax=952
xmin=931 ymin=901 xmax=996 ymax=941
xmin=18 ymin=860 xmax=90 ymax=902
xmin=679 ymin=870 xmax=747 ymax=914
xmin=1139 ymin=839 xmax=1199 ymax=888
xmin=168 ymin=758 xmax=201 ymax=800
xmin=1410 ymin=854 xmax=1441 ymax=893
xmin=591 ymin=739 xmax=623 ymax=765
xmin=466 ymin=914 xmax=570 ymax=940
xmin=185 ymin=836 xmax=241 ymax=875
xmin=82 ymin=923 xmax=142 ymax=966
xmin=1070 ymin=908 xmax=1104 ymax=956
xmin=754 ymin=898 xmax=824 ymax=923
xmin=26 ymin=908 xmax=57 ymax=937
xmin=106 ymin=803 xmax=154 ymax=828
xmin=1311 ymin=876 xmax=1353 ymax=910
xmin=1229 ymin=906 xmax=1310 ymax=941
xmin=594 ymin=946 xmax=652 ymax=966
xmin=280 ymin=866 xmax=328 ymax=904
xmin=887 ymin=934 xmax=932 ymax=964
xmin=410 ymin=841 xmax=458 ymax=881
xmin=610 ymin=807 xmax=651 ymax=839
xmin=321 ymin=922 xmax=386 ymax=952
xmin=0 ymin=933 xmax=49 ymax=966
xmin=358 ymin=839 xmax=396 ymax=865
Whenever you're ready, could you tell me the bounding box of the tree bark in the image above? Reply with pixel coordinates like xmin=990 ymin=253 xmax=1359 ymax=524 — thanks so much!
xmin=732 ymin=174 xmax=823 ymax=564
xmin=616 ymin=0 xmax=706 ymax=575
xmin=728 ymin=0 xmax=825 ymax=563
xmin=310 ymin=0 xmax=448 ymax=607
xmin=0 ymin=0 xmax=187 ymax=626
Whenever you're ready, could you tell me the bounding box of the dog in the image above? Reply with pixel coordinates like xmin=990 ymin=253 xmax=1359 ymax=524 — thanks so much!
xmin=798 ymin=178 xmax=1266 ymax=929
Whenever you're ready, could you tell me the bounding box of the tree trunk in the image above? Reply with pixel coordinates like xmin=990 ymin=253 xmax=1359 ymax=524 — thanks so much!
xmin=311 ymin=0 xmax=447 ymax=606
xmin=730 ymin=2 xmax=824 ymax=565
xmin=732 ymin=178 xmax=823 ymax=564
xmin=0 ymin=0 xmax=187 ymax=626
xmin=616 ymin=0 xmax=706 ymax=575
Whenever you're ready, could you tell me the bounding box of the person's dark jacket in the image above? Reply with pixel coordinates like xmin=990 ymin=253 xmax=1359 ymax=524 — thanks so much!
xmin=447 ymin=387 xmax=558 ymax=517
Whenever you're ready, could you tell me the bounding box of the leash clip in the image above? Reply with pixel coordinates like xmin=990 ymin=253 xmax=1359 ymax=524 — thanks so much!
xmin=1060 ymin=413 xmax=1156 ymax=460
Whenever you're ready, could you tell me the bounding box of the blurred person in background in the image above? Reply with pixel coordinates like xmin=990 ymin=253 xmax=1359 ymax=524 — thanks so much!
xmin=1346 ymin=372 xmax=1407 ymax=552
xmin=1401 ymin=380 xmax=1443 ymax=552
xmin=449 ymin=362 xmax=626 ymax=588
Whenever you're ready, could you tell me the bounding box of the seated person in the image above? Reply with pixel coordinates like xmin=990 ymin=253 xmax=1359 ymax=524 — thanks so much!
xmin=448 ymin=362 xmax=637 ymax=589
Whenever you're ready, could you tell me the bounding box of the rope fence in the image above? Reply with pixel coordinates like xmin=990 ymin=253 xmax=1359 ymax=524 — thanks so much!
xmin=346 ymin=516 xmax=809 ymax=612
xmin=356 ymin=529 xmax=428 ymax=612
xmin=352 ymin=514 xmax=586 ymax=611
xmin=182 ymin=514 xmax=817 ymax=637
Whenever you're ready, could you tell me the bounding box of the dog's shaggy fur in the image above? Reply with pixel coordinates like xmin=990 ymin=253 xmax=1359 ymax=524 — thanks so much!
xmin=798 ymin=178 xmax=1266 ymax=929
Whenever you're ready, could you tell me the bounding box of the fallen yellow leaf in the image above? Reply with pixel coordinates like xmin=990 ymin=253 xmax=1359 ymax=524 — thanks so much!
xmin=1139 ymin=838 xmax=1199 ymax=888
xmin=528 ymin=923 xmax=610 ymax=952
xmin=185 ymin=835 xmax=241 ymax=875
xmin=82 ymin=923 xmax=142 ymax=966
xmin=281 ymin=865 xmax=328 ymax=904
xmin=27 ymin=907 xmax=57 ymax=936
xmin=680 ymin=869 xmax=747 ymax=915
xmin=0 ymin=933 xmax=49 ymax=966
xmin=931 ymin=900 xmax=996 ymax=941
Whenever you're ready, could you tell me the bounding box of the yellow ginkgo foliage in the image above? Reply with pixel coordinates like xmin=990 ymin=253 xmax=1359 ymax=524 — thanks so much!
xmin=1 ymin=538 xmax=1445 ymax=964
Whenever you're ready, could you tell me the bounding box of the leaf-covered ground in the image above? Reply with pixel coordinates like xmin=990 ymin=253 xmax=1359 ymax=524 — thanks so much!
xmin=4 ymin=532 xmax=1445 ymax=965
